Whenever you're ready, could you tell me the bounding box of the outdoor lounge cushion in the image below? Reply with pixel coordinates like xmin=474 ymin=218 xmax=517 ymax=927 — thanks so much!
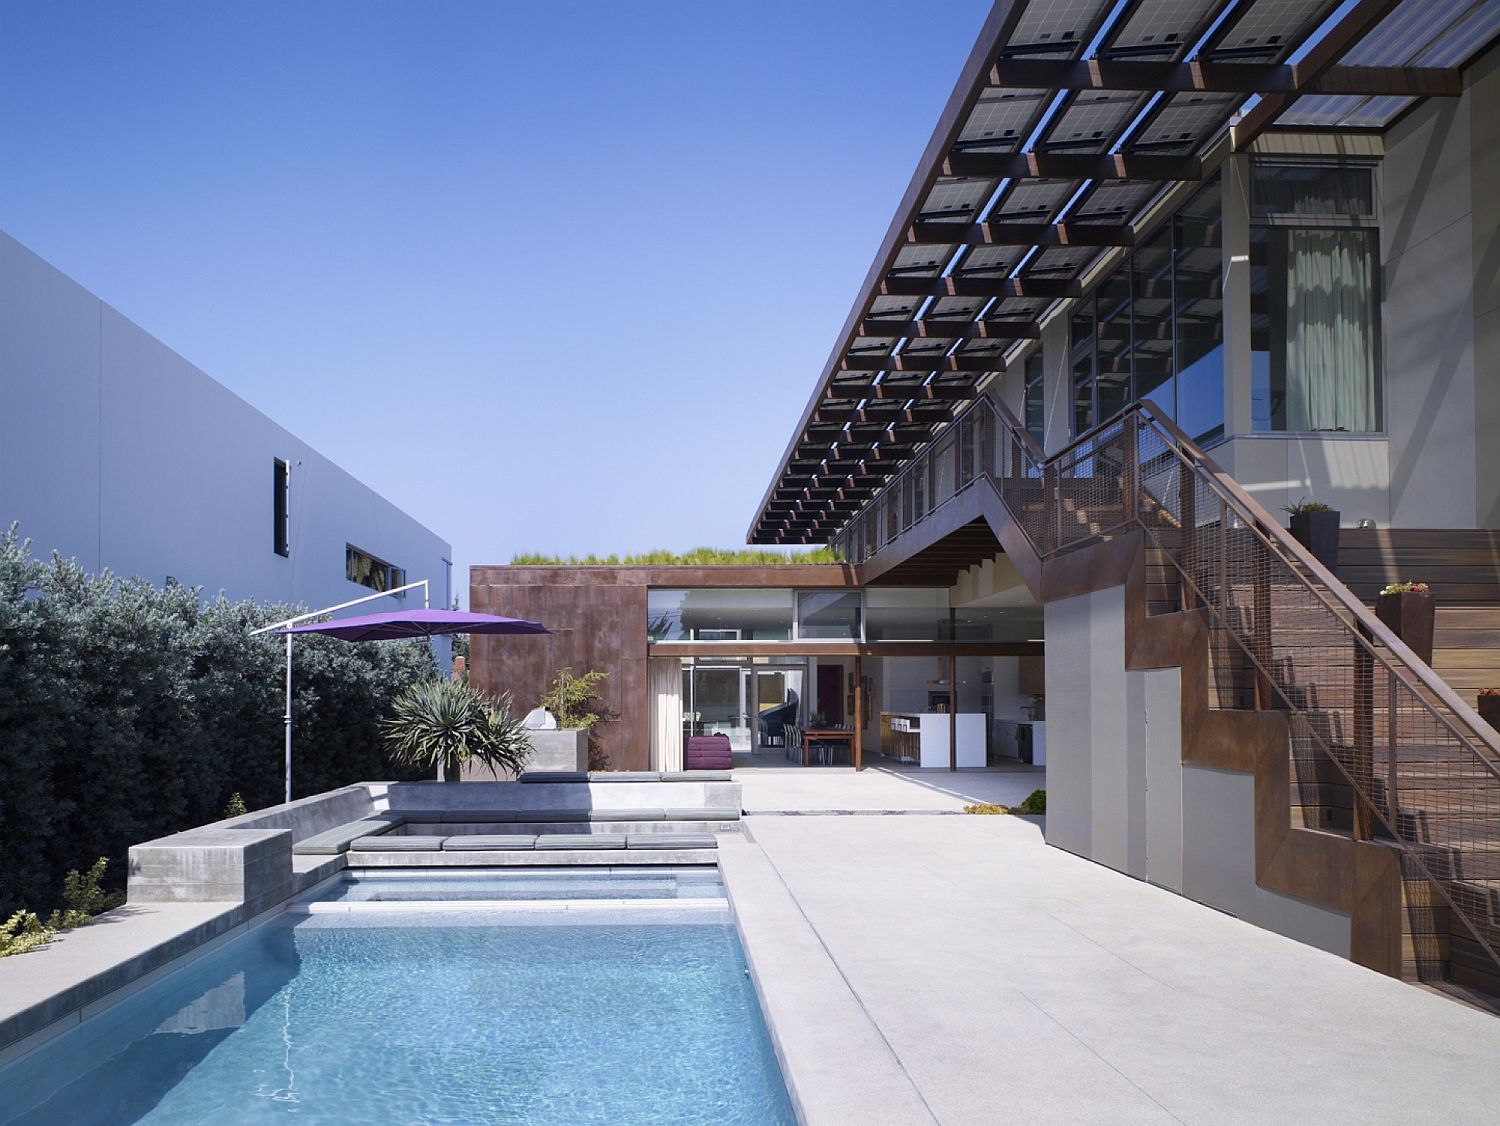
xmin=661 ymin=770 xmax=731 ymax=782
xmin=587 ymin=808 xmax=665 ymax=821
xmin=684 ymin=735 xmax=732 ymax=770
xmin=667 ymin=807 xmax=741 ymax=821
xmin=293 ymin=820 xmax=394 ymax=855
xmin=349 ymin=835 xmax=447 ymax=851
xmin=533 ymin=834 xmax=626 ymax=850
xmin=519 ymin=771 xmax=588 ymax=783
xmin=625 ymin=834 xmax=718 ymax=850
xmin=587 ymin=771 xmax=662 ymax=782
xmin=441 ymin=835 xmax=538 ymax=851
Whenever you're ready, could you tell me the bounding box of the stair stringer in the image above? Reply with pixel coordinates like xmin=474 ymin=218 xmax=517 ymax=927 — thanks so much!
xmin=1036 ymin=529 xmax=1404 ymax=978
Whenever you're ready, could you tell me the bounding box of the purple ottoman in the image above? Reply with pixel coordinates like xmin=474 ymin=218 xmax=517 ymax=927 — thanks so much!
xmin=684 ymin=734 xmax=733 ymax=770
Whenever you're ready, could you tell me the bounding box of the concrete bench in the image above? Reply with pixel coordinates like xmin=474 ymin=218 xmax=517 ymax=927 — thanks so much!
xmin=669 ymin=807 xmax=741 ymax=822
xmin=661 ymin=771 xmax=732 ymax=782
xmin=292 ymin=819 xmax=396 ymax=855
xmin=626 ymin=834 xmax=718 ymax=850
xmin=588 ymin=771 xmax=662 ymax=782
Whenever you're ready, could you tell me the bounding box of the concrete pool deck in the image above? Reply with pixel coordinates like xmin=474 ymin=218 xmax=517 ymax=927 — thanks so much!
xmin=720 ymin=810 xmax=1500 ymax=1126
xmin=735 ymin=762 xmax=1046 ymax=813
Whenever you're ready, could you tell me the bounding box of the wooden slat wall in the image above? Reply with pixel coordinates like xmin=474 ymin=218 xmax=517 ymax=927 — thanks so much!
xmin=1337 ymin=529 xmax=1500 ymax=701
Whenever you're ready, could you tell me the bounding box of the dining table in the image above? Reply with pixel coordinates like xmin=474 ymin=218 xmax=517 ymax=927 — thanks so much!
xmin=801 ymin=727 xmax=854 ymax=766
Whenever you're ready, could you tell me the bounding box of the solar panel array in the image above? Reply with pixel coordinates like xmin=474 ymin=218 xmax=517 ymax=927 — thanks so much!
xmin=750 ymin=0 xmax=1497 ymax=544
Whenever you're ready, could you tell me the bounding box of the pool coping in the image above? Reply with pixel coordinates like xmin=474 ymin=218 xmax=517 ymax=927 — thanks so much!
xmin=718 ymin=833 xmax=938 ymax=1126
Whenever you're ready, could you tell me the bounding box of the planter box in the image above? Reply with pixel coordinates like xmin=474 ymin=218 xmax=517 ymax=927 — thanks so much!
xmin=1478 ymin=695 xmax=1500 ymax=732
xmin=1376 ymin=591 xmax=1435 ymax=666
xmin=1289 ymin=510 xmax=1340 ymax=575
xmin=458 ymin=727 xmax=588 ymax=780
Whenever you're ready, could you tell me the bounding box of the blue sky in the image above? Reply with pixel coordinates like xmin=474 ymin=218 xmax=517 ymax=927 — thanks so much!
xmin=0 ymin=1 xmax=991 ymax=590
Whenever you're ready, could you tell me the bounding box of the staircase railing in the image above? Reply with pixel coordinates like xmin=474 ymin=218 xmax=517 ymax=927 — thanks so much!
xmin=839 ymin=393 xmax=1500 ymax=974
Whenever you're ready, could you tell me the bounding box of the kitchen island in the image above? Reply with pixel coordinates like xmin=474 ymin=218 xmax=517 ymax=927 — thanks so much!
xmin=880 ymin=711 xmax=987 ymax=768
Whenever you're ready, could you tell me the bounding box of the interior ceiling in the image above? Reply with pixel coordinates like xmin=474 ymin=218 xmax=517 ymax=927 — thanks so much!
xmin=750 ymin=0 xmax=1498 ymax=545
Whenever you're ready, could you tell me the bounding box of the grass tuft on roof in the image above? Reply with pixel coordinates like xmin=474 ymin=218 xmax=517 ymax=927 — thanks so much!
xmin=509 ymin=546 xmax=846 ymax=566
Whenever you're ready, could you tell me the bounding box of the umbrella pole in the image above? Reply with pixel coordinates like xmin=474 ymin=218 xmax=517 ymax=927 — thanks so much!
xmin=284 ymin=634 xmax=294 ymax=804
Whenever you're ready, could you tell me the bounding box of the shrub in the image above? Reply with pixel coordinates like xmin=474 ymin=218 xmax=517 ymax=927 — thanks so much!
xmin=0 ymin=525 xmax=435 ymax=917
xmin=510 ymin=546 xmax=845 ymax=566
xmin=0 ymin=911 xmax=53 ymax=957
xmin=223 ymin=793 xmax=248 ymax=818
xmin=1379 ymin=581 xmax=1429 ymax=596
xmin=1017 ymin=789 xmax=1047 ymax=815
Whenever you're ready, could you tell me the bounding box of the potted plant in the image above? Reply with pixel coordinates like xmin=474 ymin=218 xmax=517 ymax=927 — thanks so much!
xmin=381 ymin=677 xmax=532 ymax=781
xmin=1375 ymin=581 xmax=1435 ymax=665
xmin=1282 ymin=498 xmax=1341 ymax=574
xmin=1478 ymin=688 xmax=1500 ymax=731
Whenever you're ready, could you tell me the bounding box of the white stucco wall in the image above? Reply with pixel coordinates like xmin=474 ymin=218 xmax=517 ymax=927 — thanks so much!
xmin=1043 ymin=582 xmax=1350 ymax=956
xmin=0 ymin=231 xmax=452 ymax=611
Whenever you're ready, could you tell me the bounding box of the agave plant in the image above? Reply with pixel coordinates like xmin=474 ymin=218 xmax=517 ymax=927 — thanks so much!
xmin=381 ymin=678 xmax=533 ymax=781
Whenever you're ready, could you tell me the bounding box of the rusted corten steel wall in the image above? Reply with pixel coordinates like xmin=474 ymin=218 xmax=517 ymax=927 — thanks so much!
xmin=468 ymin=565 xmax=860 ymax=771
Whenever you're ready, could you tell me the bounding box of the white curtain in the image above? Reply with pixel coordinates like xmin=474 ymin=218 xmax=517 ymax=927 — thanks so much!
xmin=1282 ymin=228 xmax=1377 ymax=432
xmin=648 ymin=659 xmax=683 ymax=772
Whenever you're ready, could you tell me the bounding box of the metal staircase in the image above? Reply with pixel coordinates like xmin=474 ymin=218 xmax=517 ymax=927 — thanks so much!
xmin=840 ymin=393 xmax=1500 ymax=989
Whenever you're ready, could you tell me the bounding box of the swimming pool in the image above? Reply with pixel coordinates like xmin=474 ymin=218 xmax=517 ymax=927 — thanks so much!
xmin=305 ymin=868 xmax=726 ymax=903
xmin=0 ymin=904 xmax=794 ymax=1124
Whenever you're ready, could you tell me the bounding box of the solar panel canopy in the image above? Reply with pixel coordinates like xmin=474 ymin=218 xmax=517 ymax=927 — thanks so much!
xmin=749 ymin=0 xmax=1498 ymax=545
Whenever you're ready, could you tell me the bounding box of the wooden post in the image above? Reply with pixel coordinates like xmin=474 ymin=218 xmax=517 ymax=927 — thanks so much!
xmin=853 ymin=656 xmax=864 ymax=772
xmin=1352 ymin=625 xmax=1375 ymax=841
xmin=949 ymin=654 xmax=958 ymax=772
xmin=1179 ymin=460 xmax=1197 ymax=611
xmin=1252 ymin=539 xmax=1273 ymax=710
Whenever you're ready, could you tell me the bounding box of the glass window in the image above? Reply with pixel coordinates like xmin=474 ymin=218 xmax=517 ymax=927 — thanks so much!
xmin=796 ymin=591 xmax=862 ymax=640
xmin=273 ymin=458 xmax=290 ymax=557
xmin=647 ymin=589 xmax=793 ymax=641
xmin=865 ymin=588 xmax=949 ymax=641
xmin=1095 ymin=269 xmax=1132 ymax=425
xmin=1251 ymin=226 xmax=1381 ymax=432
xmin=346 ymin=545 xmax=403 ymax=593
xmin=1023 ymin=350 xmax=1045 ymax=447
xmin=1174 ymin=179 xmax=1225 ymax=444
xmin=1252 ymin=162 xmax=1374 ymax=220
xmin=1132 ymin=225 xmax=1174 ymax=421
xmin=1071 ymin=308 xmax=1095 ymax=436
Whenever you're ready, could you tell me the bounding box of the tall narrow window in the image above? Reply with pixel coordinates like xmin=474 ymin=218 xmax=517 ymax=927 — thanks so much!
xmin=1071 ymin=308 xmax=1095 ymax=436
xmin=273 ymin=458 xmax=290 ymax=557
xmin=1174 ymin=178 xmax=1225 ymax=444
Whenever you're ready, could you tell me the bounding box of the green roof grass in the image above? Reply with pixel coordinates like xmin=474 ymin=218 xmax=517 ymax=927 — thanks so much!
xmin=509 ymin=547 xmax=846 ymax=566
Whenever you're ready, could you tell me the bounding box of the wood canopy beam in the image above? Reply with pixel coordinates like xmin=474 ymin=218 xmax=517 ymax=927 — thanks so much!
xmin=838 ymin=354 xmax=1004 ymax=373
xmin=941 ymin=151 xmax=1200 ymax=181
xmin=905 ymin=220 xmax=1135 ymax=247
xmin=878 ymin=275 xmax=1081 ymax=299
xmin=987 ymin=58 xmax=1462 ymax=97
xmin=859 ymin=318 xmax=1040 ymax=340
xmin=1231 ymin=0 xmax=1407 ymax=151
xmin=823 ymin=383 xmax=980 ymax=400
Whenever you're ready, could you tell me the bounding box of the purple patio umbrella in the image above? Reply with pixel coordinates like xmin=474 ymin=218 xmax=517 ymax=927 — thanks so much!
xmin=277 ymin=607 xmax=549 ymax=642
xmin=270 ymin=608 xmax=549 ymax=801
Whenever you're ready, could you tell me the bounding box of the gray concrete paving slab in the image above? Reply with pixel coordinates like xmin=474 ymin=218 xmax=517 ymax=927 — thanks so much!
xmin=736 ymin=763 xmax=1045 ymax=812
xmin=734 ymin=814 xmax=1500 ymax=1126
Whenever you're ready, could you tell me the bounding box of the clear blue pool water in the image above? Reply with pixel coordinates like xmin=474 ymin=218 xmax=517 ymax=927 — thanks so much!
xmin=307 ymin=869 xmax=725 ymax=903
xmin=1 ymin=910 xmax=794 ymax=1124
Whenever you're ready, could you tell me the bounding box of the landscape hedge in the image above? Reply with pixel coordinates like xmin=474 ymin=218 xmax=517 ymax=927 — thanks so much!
xmin=0 ymin=526 xmax=435 ymax=916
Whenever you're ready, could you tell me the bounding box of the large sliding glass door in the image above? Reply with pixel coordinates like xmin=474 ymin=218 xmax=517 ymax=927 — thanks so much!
xmin=679 ymin=658 xmax=807 ymax=756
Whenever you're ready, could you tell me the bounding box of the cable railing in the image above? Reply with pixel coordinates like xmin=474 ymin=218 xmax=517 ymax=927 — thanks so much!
xmin=837 ymin=392 xmax=1500 ymax=976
